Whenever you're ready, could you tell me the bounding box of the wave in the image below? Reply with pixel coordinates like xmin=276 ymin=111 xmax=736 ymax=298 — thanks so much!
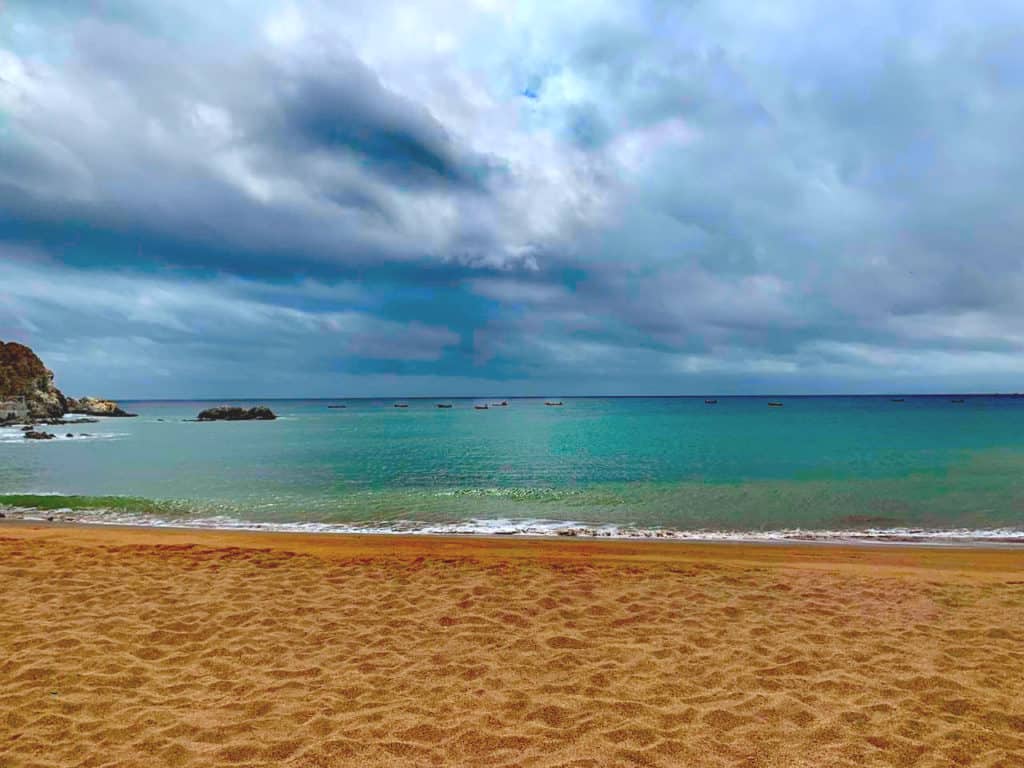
xmin=2 ymin=495 xmax=1022 ymax=544
xmin=0 ymin=429 xmax=128 ymax=444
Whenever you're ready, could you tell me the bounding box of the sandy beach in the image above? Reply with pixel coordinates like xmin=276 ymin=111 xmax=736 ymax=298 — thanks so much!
xmin=1 ymin=524 xmax=1023 ymax=767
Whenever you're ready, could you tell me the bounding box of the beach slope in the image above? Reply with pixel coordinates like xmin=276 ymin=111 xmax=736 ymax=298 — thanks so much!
xmin=1 ymin=524 xmax=1023 ymax=767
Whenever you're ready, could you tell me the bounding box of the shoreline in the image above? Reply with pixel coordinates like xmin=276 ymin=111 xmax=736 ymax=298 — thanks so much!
xmin=5 ymin=517 xmax=1024 ymax=565
xmin=3 ymin=507 xmax=1024 ymax=547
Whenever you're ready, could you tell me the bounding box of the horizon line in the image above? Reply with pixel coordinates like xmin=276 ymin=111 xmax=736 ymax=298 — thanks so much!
xmin=108 ymin=392 xmax=1024 ymax=402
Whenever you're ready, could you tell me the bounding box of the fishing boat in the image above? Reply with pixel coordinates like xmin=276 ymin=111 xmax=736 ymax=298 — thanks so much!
xmin=436 ymin=403 xmax=453 ymax=409
xmin=474 ymin=405 xmax=489 ymax=410
xmin=394 ymin=403 xmax=409 ymax=408
xmin=704 ymin=399 xmax=718 ymax=404
xmin=951 ymin=398 xmax=965 ymax=403
xmin=327 ymin=405 xmax=346 ymax=409
xmin=491 ymin=401 xmax=509 ymax=407
xmin=544 ymin=401 xmax=563 ymax=406
xmin=767 ymin=402 xmax=784 ymax=407
xmin=890 ymin=398 xmax=905 ymax=403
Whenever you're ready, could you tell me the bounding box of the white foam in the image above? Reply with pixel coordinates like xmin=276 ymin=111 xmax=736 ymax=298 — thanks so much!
xmin=0 ymin=430 xmax=127 ymax=444
xmin=3 ymin=506 xmax=1021 ymax=545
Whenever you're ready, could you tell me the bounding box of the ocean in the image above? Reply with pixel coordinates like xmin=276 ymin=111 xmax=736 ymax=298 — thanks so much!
xmin=3 ymin=396 xmax=1024 ymax=541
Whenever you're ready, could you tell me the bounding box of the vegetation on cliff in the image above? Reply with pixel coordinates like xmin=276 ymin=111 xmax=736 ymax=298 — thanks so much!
xmin=0 ymin=341 xmax=67 ymax=420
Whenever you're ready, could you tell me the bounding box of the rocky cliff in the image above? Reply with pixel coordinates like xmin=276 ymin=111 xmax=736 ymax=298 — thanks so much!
xmin=0 ymin=341 xmax=68 ymax=420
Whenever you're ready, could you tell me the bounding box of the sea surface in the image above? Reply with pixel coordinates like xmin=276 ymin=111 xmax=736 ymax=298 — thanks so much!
xmin=3 ymin=396 xmax=1024 ymax=541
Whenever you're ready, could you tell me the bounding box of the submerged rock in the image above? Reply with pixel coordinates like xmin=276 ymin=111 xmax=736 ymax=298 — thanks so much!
xmin=66 ymin=397 xmax=137 ymax=417
xmin=196 ymin=406 xmax=277 ymax=421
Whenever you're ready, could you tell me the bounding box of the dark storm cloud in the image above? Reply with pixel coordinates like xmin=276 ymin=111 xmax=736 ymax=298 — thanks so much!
xmin=274 ymin=53 xmax=498 ymax=189
xmin=4 ymin=0 xmax=1024 ymax=395
xmin=0 ymin=14 xmax=524 ymax=277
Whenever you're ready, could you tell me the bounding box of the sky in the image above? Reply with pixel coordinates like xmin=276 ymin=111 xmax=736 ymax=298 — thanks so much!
xmin=2 ymin=0 xmax=1024 ymax=398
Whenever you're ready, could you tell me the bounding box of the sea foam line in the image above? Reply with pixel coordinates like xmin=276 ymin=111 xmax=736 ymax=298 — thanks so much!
xmin=2 ymin=506 xmax=1022 ymax=544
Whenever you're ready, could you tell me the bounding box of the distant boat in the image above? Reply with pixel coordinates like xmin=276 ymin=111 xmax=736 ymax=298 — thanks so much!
xmin=951 ymin=398 xmax=965 ymax=403
xmin=890 ymin=398 xmax=905 ymax=403
xmin=474 ymin=405 xmax=489 ymax=410
xmin=544 ymin=401 xmax=563 ymax=406
xmin=394 ymin=403 xmax=409 ymax=408
xmin=327 ymin=405 xmax=346 ymax=409
xmin=436 ymin=403 xmax=453 ymax=409
xmin=767 ymin=402 xmax=784 ymax=407
xmin=705 ymin=399 xmax=718 ymax=404
xmin=491 ymin=401 xmax=509 ymax=407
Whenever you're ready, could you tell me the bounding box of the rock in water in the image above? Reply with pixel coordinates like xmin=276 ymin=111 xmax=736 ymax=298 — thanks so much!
xmin=66 ymin=396 xmax=137 ymax=417
xmin=24 ymin=430 xmax=56 ymax=440
xmin=196 ymin=406 xmax=277 ymax=421
xmin=0 ymin=341 xmax=67 ymax=420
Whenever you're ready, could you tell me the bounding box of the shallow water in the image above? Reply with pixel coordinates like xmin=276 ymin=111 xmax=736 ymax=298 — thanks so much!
xmin=3 ymin=396 xmax=1024 ymax=540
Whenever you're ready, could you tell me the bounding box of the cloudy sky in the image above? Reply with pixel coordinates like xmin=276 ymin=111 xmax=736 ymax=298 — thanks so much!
xmin=2 ymin=0 xmax=1024 ymax=397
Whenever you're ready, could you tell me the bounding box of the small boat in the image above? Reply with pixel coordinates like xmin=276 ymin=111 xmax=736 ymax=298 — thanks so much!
xmin=436 ymin=403 xmax=453 ymax=409
xmin=394 ymin=403 xmax=409 ymax=408
xmin=327 ymin=405 xmax=346 ymax=409
xmin=474 ymin=405 xmax=489 ymax=410
xmin=705 ymin=399 xmax=718 ymax=404
xmin=951 ymin=398 xmax=965 ymax=403
xmin=491 ymin=401 xmax=509 ymax=407
xmin=544 ymin=401 xmax=563 ymax=406
xmin=890 ymin=398 xmax=904 ymax=403
xmin=767 ymin=402 xmax=784 ymax=407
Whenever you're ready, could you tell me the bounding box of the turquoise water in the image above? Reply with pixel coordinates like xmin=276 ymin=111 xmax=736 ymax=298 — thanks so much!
xmin=3 ymin=396 xmax=1024 ymax=539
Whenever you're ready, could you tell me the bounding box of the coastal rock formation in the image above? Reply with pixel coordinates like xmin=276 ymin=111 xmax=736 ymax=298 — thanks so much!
xmin=24 ymin=430 xmax=56 ymax=440
xmin=196 ymin=406 xmax=277 ymax=421
xmin=0 ymin=341 xmax=67 ymax=421
xmin=66 ymin=397 xmax=137 ymax=418
xmin=1 ymin=340 xmax=135 ymax=424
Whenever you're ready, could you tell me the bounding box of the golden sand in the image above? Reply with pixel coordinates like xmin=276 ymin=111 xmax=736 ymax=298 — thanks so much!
xmin=1 ymin=523 xmax=1023 ymax=767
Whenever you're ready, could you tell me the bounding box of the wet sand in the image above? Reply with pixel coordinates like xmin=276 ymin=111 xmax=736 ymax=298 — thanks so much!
xmin=1 ymin=523 xmax=1023 ymax=767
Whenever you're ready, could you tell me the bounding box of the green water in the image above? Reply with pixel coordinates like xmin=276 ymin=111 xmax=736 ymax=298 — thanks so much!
xmin=2 ymin=396 xmax=1024 ymax=538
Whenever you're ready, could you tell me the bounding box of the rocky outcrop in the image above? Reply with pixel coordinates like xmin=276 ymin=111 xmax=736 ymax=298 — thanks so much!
xmin=1 ymin=341 xmax=137 ymax=424
xmin=66 ymin=397 xmax=137 ymax=418
xmin=24 ymin=430 xmax=56 ymax=440
xmin=0 ymin=341 xmax=67 ymax=421
xmin=196 ymin=406 xmax=277 ymax=421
